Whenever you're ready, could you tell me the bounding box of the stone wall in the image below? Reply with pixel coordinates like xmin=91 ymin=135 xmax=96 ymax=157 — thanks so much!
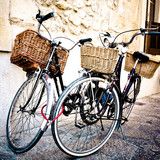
xmin=1 ymin=0 xmax=142 ymax=51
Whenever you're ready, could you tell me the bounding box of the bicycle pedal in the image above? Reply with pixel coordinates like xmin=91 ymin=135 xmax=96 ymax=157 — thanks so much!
xmin=63 ymin=109 xmax=72 ymax=116
xmin=121 ymin=117 xmax=128 ymax=125
xmin=75 ymin=122 xmax=85 ymax=129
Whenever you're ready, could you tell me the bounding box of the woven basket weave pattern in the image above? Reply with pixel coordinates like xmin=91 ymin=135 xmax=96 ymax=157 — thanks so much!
xmin=81 ymin=45 xmax=118 ymax=74
xmin=11 ymin=30 xmax=68 ymax=74
xmin=50 ymin=48 xmax=69 ymax=74
xmin=124 ymin=52 xmax=159 ymax=78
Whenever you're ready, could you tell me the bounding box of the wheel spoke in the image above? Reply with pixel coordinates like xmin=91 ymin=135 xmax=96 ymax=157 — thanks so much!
xmin=122 ymin=76 xmax=141 ymax=122
xmin=6 ymin=75 xmax=48 ymax=153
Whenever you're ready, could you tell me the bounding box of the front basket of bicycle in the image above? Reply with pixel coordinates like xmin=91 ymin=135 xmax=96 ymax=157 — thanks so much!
xmin=124 ymin=52 xmax=160 ymax=78
xmin=10 ymin=29 xmax=68 ymax=74
xmin=81 ymin=45 xmax=119 ymax=74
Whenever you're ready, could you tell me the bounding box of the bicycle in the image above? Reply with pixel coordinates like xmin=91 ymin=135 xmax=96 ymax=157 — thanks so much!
xmin=6 ymin=10 xmax=92 ymax=154
xmin=51 ymin=28 xmax=160 ymax=157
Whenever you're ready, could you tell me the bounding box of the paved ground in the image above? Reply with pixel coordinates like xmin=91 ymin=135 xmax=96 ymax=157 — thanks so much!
xmin=0 ymin=93 xmax=160 ymax=160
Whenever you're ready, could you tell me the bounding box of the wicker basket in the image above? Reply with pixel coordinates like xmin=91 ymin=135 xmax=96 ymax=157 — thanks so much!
xmin=81 ymin=45 xmax=119 ymax=74
xmin=11 ymin=29 xmax=68 ymax=74
xmin=124 ymin=52 xmax=160 ymax=78
xmin=49 ymin=47 xmax=69 ymax=74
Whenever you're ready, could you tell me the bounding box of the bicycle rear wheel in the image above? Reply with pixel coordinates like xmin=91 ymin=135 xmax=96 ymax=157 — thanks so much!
xmin=51 ymin=77 xmax=120 ymax=157
xmin=122 ymin=75 xmax=141 ymax=121
xmin=6 ymin=73 xmax=48 ymax=153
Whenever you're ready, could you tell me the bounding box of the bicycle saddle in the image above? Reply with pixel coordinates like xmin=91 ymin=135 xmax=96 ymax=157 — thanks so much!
xmin=133 ymin=51 xmax=149 ymax=63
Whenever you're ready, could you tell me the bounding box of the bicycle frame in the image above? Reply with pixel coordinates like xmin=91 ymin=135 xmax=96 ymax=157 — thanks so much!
xmin=98 ymin=48 xmax=140 ymax=128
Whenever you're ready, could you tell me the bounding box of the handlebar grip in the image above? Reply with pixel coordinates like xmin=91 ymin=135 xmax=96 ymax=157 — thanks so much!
xmin=79 ymin=38 xmax=92 ymax=45
xmin=41 ymin=12 xmax=54 ymax=22
xmin=145 ymin=32 xmax=160 ymax=35
xmin=36 ymin=11 xmax=54 ymax=23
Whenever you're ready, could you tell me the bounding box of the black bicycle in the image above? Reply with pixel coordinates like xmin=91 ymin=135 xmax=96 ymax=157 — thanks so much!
xmin=52 ymin=28 xmax=160 ymax=157
xmin=6 ymin=10 xmax=92 ymax=154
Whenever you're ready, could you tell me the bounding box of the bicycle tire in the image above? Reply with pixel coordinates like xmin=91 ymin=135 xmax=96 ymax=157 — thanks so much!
xmin=122 ymin=75 xmax=141 ymax=120
xmin=6 ymin=73 xmax=49 ymax=153
xmin=51 ymin=76 xmax=120 ymax=157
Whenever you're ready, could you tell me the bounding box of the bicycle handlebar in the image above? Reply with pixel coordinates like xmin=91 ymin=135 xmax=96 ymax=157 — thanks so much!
xmin=68 ymin=38 xmax=92 ymax=51
xmin=41 ymin=12 xmax=54 ymax=22
xmin=79 ymin=38 xmax=92 ymax=45
xmin=107 ymin=28 xmax=160 ymax=48
xmin=145 ymin=31 xmax=160 ymax=35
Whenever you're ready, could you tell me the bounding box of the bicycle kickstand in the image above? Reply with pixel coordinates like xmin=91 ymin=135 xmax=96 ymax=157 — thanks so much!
xmin=118 ymin=125 xmax=127 ymax=141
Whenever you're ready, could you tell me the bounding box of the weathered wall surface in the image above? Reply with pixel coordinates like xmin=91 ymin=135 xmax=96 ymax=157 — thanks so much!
xmin=0 ymin=0 xmax=160 ymax=136
xmin=1 ymin=0 xmax=142 ymax=50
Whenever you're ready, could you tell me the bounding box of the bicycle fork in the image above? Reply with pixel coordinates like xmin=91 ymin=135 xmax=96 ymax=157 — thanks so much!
xmin=40 ymin=73 xmax=56 ymax=131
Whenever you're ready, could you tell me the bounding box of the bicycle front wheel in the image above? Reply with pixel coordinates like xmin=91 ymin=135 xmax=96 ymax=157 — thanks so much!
xmin=6 ymin=73 xmax=48 ymax=153
xmin=51 ymin=77 xmax=120 ymax=157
